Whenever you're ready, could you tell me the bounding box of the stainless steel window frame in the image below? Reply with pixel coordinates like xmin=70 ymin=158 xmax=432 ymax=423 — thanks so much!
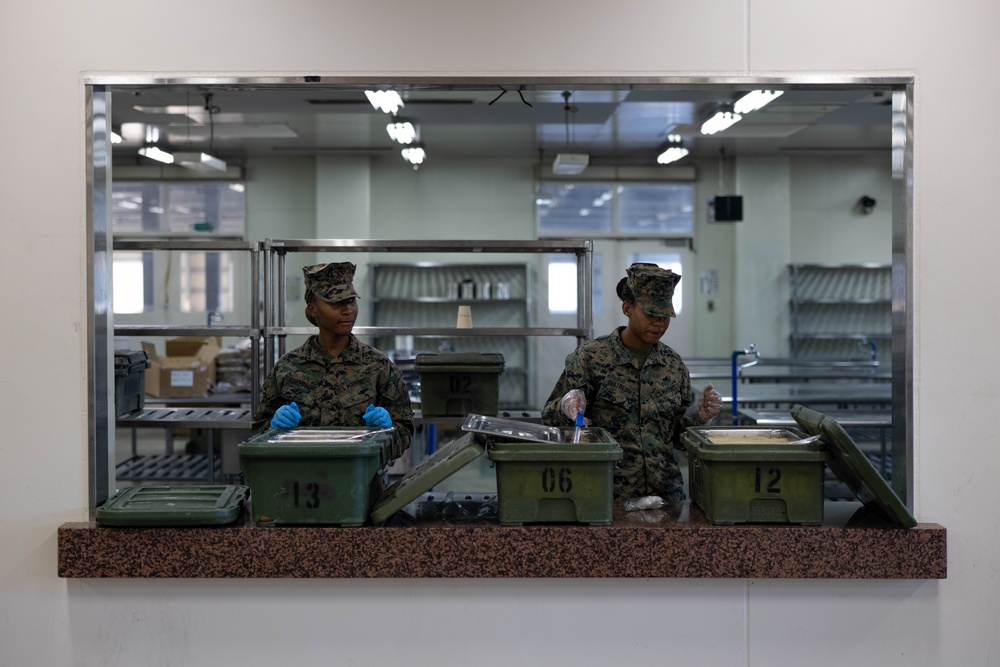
xmin=86 ymin=75 xmax=915 ymax=515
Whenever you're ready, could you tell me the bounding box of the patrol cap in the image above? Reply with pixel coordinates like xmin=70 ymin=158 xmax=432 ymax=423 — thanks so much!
xmin=303 ymin=262 xmax=360 ymax=303
xmin=626 ymin=262 xmax=681 ymax=318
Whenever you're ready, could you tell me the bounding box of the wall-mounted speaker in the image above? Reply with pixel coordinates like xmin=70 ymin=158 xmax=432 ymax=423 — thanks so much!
xmin=708 ymin=195 xmax=743 ymax=222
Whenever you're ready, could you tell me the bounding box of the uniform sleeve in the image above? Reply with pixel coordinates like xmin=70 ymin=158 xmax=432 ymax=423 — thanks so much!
xmin=251 ymin=366 xmax=283 ymax=434
xmin=541 ymin=347 xmax=596 ymax=427
xmin=378 ymin=361 xmax=415 ymax=454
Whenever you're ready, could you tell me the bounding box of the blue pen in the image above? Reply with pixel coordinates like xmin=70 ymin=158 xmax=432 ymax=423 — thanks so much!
xmin=573 ymin=411 xmax=584 ymax=443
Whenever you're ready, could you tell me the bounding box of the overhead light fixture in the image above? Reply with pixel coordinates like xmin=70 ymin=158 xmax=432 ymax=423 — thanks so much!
xmin=173 ymin=151 xmax=228 ymax=173
xmin=701 ymin=109 xmax=742 ymax=135
xmin=552 ymin=91 xmax=589 ymax=175
xmin=110 ymin=131 xmax=123 ymax=145
xmin=366 ymin=90 xmax=404 ymax=114
xmin=656 ymin=134 xmax=689 ymax=165
xmin=552 ymin=153 xmax=589 ymax=175
xmin=386 ymin=120 xmax=417 ymax=145
xmin=401 ymin=145 xmax=426 ymax=166
xmin=138 ymin=145 xmax=174 ymax=164
xmin=733 ymin=90 xmax=784 ymax=115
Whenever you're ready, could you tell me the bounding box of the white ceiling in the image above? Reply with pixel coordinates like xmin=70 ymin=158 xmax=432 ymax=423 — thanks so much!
xmin=109 ymin=82 xmax=895 ymax=169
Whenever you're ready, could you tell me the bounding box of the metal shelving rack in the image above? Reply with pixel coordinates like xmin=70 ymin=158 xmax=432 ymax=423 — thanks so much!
xmin=369 ymin=261 xmax=532 ymax=409
xmin=112 ymin=239 xmax=262 ymax=483
xmin=262 ymin=239 xmax=594 ymax=374
xmin=788 ymin=263 xmax=892 ymax=365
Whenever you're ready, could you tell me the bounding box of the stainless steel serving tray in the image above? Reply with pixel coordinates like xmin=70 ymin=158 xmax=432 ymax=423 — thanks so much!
xmin=264 ymin=427 xmax=393 ymax=443
xmin=690 ymin=428 xmax=804 ymax=445
xmin=461 ymin=414 xmax=563 ymax=444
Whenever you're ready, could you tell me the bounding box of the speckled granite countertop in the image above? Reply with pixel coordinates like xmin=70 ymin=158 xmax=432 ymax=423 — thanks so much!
xmin=58 ymin=501 xmax=946 ymax=579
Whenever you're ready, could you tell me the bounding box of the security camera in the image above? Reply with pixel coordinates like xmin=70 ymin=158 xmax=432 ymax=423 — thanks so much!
xmin=859 ymin=195 xmax=876 ymax=214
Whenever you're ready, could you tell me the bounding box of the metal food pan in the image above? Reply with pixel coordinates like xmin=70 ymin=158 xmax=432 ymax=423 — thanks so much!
xmin=461 ymin=414 xmax=562 ymax=444
xmin=265 ymin=428 xmax=391 ymax=443
xmin=690 ymin=428 xmax=805 ymax=445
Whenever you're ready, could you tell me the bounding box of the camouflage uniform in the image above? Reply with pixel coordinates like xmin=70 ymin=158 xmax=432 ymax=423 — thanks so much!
xmin=251 ymin=333 xmax=414 ymax=450
xmin=251 ymin=261 xmax=414 ymax=451
xmin=541 ymin=263 xmax=701 ymax=502
xmin=541 ymin=329 xmax=698 ymax=502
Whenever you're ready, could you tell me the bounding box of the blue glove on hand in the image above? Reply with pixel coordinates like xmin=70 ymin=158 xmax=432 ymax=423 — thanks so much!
xmin=362 ymin=404 xmax=392 ymax=429
xmin=270 ymin=402 xmax=301 ymax=429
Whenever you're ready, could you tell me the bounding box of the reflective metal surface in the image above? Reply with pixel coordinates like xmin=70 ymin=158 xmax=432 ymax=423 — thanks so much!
xmin=265 ymin=428 xmax=393 ymax=443
xmin=88 ymin=86 xmax=114 ymax=514
xmin=690 ymin=428 xmax=804 ymax=445
xmin=891 ymin=86 xmax=914 ymax=506
xmin=461 ymin=414 xmax=563 ymax=443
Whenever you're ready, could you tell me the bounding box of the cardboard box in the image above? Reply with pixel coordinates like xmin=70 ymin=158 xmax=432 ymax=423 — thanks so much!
xmin=141 ymin=337 xmax=222 ymax=398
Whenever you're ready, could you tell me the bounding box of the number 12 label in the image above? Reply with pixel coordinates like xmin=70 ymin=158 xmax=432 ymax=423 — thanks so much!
xmin=754 ymin=467 xmax=782 ymax=494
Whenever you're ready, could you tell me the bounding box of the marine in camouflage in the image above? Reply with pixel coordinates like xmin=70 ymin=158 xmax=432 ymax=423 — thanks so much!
xmin=541 ymin=327 xmax=699 ymax=502
xmin=252 ymin=334 xmax=415 ymax=452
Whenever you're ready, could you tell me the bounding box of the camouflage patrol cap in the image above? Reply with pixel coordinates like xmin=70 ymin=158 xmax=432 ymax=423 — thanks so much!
xmin=303 ymin=262 xmax=360 ymax=303
xmin=626 ymin=262 xmax=681 ymax=318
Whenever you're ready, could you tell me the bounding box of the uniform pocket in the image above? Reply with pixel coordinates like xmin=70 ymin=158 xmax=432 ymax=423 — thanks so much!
xmin=336 ymin=384 xmax=377 ymax=416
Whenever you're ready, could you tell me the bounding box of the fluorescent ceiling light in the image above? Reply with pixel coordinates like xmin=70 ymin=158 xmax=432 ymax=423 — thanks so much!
xmin=173 ymin=151 xmax=228 ymax=173
xmin=552 ymin=153 xmax=589 ymax=175
xmin=657 ymin=146 xmax=690 ymax=165
xmin=401 ymin=146 xmax=426 ymax=165
xmin=734 ymin=90 xmax=784 ymax=115
xmin=138 ymin=145 xmax=174 ymax=164
xmin=386 ymin=120 xmax=417 ymax=144
xmin=700 ymin=110 xmax=742 ymax=135
xmin=366 ymin=90 xmax=404 ymax=114
xmin=657 ymin=133 xmax=689 ymax=165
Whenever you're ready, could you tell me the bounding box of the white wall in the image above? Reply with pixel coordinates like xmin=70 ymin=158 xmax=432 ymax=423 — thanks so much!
xmin=2 ymin=1 xmax=998 ymax=666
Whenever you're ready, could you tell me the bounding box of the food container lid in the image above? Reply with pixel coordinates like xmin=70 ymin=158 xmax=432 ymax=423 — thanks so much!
xmin=791 ymin=404 xmax=916 ymax=528
xmin=238 ymin=427 xmax=396 ymax=461
xmin=414 ymin=352 xmax=505 ymax=372
xmin=96 ymin=485 xmax=249 ymax=527
xmin=114 ymin=349 xmax=150 ymax=371
xmin=461 ymin=413 xmax=563 ymax=444
xmin=370 ymin=432 xmax=486 ymax=524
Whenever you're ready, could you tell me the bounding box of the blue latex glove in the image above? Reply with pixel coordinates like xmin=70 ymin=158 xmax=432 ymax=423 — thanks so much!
xmin=363 ymin=404 xmax=392 ymax=429
xmin=270 ymin=402 xmax=301 ymax=429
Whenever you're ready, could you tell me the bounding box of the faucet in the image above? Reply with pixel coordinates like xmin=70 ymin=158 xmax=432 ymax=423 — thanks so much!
xmin=730 ymin=343 xmax=760 ymax=424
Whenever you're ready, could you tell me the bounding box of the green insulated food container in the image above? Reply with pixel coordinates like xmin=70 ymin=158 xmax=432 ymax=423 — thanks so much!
xmin=484 ymin=426 xmax=622 ymax=526
xmin=238 ymin=427 xmax=396 ymax=527
xmin=414 ymin=352 xmax=505 ymax=416
xmin=681 ymin=426 xmax=832 ymax=525
xmin=96 ymin=485 xmax=249 ymax=527
xmin=113 ymin=350 xmax=150 ymax=417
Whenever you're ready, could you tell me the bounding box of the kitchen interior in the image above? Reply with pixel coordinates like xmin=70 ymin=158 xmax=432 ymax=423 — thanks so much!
xmin=96 ymin=79 xmax=904 ymax=529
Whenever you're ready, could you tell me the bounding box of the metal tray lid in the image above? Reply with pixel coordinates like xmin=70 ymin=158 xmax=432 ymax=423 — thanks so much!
xmin=96 ymin=485 xmax=249 ymax=527
xmin=370 ymin=432 xmax=486 ymax=524
xmin=791 ymin=404 xmax=916 ymax=528
xmin=414 ymin=352 xmax=505 ymax=372
xmin=460 ymin=413 xmax=563 ymax=444
xmin=239 ymin=427 xmax=396 ymax=461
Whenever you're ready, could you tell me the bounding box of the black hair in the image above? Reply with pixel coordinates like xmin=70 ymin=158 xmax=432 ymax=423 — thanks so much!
xmin=616 ymin=277 xmax=635 ymax=304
